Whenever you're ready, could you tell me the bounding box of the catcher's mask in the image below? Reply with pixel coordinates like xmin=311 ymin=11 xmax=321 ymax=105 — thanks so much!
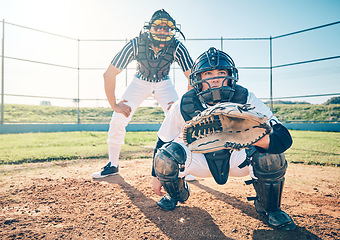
xmin=190 ymin=47 xmax=239 ymax=105
xmin=143 ymin=9 xmax=185 ymax=48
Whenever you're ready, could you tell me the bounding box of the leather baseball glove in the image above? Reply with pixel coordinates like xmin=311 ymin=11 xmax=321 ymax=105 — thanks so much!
xmin=182 ymin=103 xmax=272 ymax=153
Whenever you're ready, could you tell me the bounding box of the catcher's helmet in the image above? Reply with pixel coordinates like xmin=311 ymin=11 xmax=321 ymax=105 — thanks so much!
xmin=190 ymin=47 xmax=239 ymax=105
xmin=143 ymin=9 xmax=185 ymax=48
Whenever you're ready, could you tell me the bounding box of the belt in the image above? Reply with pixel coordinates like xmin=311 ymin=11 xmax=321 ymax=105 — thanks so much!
xmin=135 ymin=72 xmax=170 ymax=83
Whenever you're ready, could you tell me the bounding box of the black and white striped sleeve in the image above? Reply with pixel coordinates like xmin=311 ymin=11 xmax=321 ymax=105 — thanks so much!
xmin=111 ymin=37 xmax=138 ymax=70
xmin=174 ymin=42 xmax=193 ymax=72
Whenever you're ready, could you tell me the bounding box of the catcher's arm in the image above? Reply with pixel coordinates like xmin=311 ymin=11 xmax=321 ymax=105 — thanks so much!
xmin=247 ymin=92 xmax=292 ymax=153
xmin=255 ymin=122 xmax=292 ymax=154
xmin=252 ymin=134 xmax=270 ymax=149
xmin=152 ymin=177 xmax=165 ymax=196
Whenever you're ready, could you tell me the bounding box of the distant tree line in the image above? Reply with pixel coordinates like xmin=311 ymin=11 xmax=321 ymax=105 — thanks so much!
xmin=265 ymin=96 xmax=340 ymax=105
xmin=264 ymin=100 xmax=311 ymax=105
xmin=324 ymin=96 xmax=340 ymax=105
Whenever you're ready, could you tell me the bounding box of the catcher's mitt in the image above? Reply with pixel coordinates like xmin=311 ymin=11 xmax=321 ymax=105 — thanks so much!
xmin=182 ymin=103 xmax=272 ymax=153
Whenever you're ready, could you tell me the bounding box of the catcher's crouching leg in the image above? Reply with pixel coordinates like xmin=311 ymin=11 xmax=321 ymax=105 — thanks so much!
xmin=246 ymin=152 xmax=296 ymax=230
xmin=154 ymin=142 xmax=190 ymax=210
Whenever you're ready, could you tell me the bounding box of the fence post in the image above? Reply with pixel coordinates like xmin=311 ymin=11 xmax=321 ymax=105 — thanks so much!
xmin=1 ymin=20 xmax=5 ymax=125
xmin=269 ymin=36 xmax=273 ymax=111
xmin=172 ymin=63 xmax=175 ymax=88
xmin=125 ymin=38 xmax=128 ymax=87
xmin=221 ymin=36 xmax=223 ymax=50
xmin=125 ymin=68 xmax=128 ymax=87
xmin=77 ymin=39 xmax=80 ymax=124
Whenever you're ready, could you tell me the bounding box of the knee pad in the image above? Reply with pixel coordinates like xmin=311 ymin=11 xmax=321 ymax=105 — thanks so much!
xmin=252 ymin=152 xmax=287 ymax=181
xmin=154 ymin=142 xmax=189 ymax=202
xmin=250 ymin=153 xmax=288 ymax=212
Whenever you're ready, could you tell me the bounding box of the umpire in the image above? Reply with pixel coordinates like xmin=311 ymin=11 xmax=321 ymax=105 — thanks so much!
xmin=92 ymin=9 xmax=193 ymax=179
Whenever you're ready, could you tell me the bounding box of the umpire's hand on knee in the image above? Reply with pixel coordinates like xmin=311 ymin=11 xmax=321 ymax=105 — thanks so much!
xmin=152 ymin=177 xmax=165 ymax=196
xmin=113 ymin=99 xmax=132 ymax=117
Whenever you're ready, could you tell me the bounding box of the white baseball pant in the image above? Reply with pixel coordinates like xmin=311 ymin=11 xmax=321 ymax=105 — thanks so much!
xmin=107 ymin=76 xmax=179 ymax=167
xmin=176 ymin=141 xmax=254 ymax=179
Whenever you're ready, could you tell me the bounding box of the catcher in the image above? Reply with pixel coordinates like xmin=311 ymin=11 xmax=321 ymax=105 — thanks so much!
xmin=151 ymin=47 xmax=296 ymax=230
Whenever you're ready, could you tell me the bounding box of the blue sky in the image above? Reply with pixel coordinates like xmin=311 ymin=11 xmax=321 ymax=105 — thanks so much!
xmin=0 ymin=0 xmax=339 ymax=106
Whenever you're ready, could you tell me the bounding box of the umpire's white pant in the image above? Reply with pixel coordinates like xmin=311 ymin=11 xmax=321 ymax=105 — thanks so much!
xmin=107 ymin=76 xmax=179 ymax=167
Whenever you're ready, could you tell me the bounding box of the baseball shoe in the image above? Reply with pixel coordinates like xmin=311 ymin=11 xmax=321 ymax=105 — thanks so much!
xmin=267 ymin=210 xmax=296 ymax=231
xmin=185 ymin=174 xmax=196 ymax=182
xmin=157 ymin=194 xmax=178 ymax=211
xmin=253 ymin=199 xmax=296 ymax=230
xmin=91 ymin=162 xmax=119 ymax=179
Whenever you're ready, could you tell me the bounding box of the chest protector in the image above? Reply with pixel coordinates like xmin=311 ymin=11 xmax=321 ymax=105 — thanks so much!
xmin=135 ymin=33 xmax=179 ymax=82
xmin=180 ymin=85 xmax=249 ymax=184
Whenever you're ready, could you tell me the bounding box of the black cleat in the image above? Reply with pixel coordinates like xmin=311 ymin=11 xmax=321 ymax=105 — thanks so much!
xmin=92 ymin=162 xmax=119 ymax=179
xmin=267 ymin=210 xmax=296 ymax=231
xmin=157 ymin=194 xmax=178 ymax=211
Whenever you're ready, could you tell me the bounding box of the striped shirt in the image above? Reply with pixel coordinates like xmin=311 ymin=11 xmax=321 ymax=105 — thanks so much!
xmin=111 ymin=37 xmax=193 ymax=78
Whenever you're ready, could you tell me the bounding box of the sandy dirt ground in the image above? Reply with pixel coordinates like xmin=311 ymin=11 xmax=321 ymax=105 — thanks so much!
xmin=0 ymin=158 xmax=339 ymax=240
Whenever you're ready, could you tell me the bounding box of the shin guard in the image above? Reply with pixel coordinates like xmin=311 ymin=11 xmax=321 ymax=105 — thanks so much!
xmin=154 ymin=142 xmax=190 ymax=202
xmin=246 ymin=152 xmax=295 ymax=229
xmin=250 ymin=153 xmax=287 ymax=212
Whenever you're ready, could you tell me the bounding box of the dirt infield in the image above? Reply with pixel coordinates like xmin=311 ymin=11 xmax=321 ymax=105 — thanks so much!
xmin=0 ymin=158 xmax=339 ymax=240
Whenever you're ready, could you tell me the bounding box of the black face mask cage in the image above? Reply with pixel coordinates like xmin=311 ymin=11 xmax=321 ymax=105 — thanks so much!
xmin=194 ymin=76 xmax=237 ymax=105
xmin=190 ymin=65 xmax=238 ymax=89
xmin=142 ymin=10 xmax=186 ymax=48
xmin=189 ymin=47 xmax=239 ymax=105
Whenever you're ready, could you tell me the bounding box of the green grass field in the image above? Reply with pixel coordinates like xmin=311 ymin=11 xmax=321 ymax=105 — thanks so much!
xmin=0 ymin=130 xmax=339 ymax=167
xmin=3 ymin=103 xmax=340 ymax=123
xmin=0 ymin=131 xmax=156 ymax=165
xmin=3 ymin=104 xmax=166 ymax=123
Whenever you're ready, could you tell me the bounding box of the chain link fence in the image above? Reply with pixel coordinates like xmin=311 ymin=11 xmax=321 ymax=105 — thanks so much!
xmin=1 ymin=20 xmax=339 ymax=125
